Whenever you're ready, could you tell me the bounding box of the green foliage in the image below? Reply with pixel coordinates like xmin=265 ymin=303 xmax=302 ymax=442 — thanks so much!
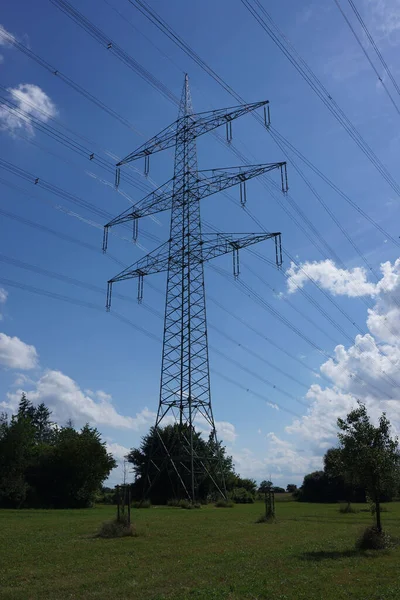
xmin=215 ymin=499 xmax=234 ymax=508
xmin=96 ymin=515 xmax=135 ymax=538
xmin=356 ymin=526 xmax=393 ymax=551
xmin=127 ymin=424 xmax=236 ymax=504
xmin=339 ymin=502 xmax=358 ymax=514
xmin=0 ymin=395 xmax=116 ymax=509
xmin=258 ymin=480 xmax=272 ymax=493
xmin=286 ymin=484 xmax=298 ymax=493
xmin=272 ymin=486 xmax=285 ymax=493
xmin=230 ymin=487 xmax=255 ymax=504
xmin=132 ymin=500 xmax=151 ymax=509
xmin=337 ymin=403 xmax=400 ymax=531
xmin=166 ymin=498 xmax=180 ymax=507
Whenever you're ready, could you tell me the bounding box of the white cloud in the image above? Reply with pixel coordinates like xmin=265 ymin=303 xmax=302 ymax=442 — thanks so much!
xmin=277 ymin=255 xmax=400 ymax=483
xmin=194 ymin=414 xmax=237 ymax=443
xmin=0 ymin=332 xmax=38 ymax=369
xmin=286 ymin=259 xmax=377 ymax=296
xmin=0 ymin=83 xmax=57 ymax=137
xmin=3 ymin=369 xmax=156 ymax=431
xmin=0 ymin=287 xmax=7 ymax=321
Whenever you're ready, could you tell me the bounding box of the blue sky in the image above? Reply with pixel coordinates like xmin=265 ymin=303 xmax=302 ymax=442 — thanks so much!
xmin=1 ymin=0 xmax=400 ymax=486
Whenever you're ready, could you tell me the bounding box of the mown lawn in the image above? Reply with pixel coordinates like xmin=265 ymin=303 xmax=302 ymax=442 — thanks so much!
xmin=1 ymin=501 xmax=400 ymax=600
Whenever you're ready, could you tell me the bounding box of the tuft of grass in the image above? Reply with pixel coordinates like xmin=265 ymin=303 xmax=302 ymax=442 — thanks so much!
xmin=96 ymin=515 xmax=135 ymax=538
xmin=132 ymin=500 xmax=151 ymax=509
xmin=255 ymin=514 xmax=276 ymax=524
xmin=339 ymin=502 xmax=358 ymax=514
xmin=356 ymin=526 xmax=392 ymax=551
xmin=215 ymin=499 xmax=234 ymax=508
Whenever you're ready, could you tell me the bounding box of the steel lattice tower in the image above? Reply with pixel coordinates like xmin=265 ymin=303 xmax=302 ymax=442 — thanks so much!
xmin=104 ymin=75 xmax=287 ymax=502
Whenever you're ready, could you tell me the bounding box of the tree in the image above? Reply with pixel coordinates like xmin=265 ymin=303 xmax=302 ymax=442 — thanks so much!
xmin=0 ymin=394 xmax=116 ymax=509
xmin=258 ymin=480 xmax=272 ymax=494
xmin=336 ymin=403 xmax=400 ymax=532
xmin=128 ymin=424 xmax=236 ymax=504
xmin=286 ymin=484 xmax=297 ymax=494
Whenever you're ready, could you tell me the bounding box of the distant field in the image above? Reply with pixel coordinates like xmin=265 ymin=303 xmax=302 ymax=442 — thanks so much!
xmin=1 ymin=501 xmax=400 ymax=600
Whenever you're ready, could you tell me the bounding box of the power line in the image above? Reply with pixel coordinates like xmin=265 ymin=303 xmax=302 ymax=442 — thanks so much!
xmin=0 ymin=27 xmax=144 ymax=135
xmin=49 ymin=0 xmax=180 ymax=107
xmin=333 ymin=0 xmax=400 ymax=116
xmin=241 ymin=0 xmax=400 ymax=197
xmin=0 ymin=272 xmax=305 ymax=421
xmin=346 ymin=0 xmax=400 ymax=101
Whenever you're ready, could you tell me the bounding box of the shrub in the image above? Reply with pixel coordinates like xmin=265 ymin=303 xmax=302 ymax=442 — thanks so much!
xmin=356 ymin=526 xmax=392 ymax=550
xmin=132 ymin=499 xmax=151 ymax=509
xmin=96 ymin=516 xmax=135 ymax=539
xmin=339 ymin=502 xmax=358 ymax=514
xmin=215 ymin=499 xmax=234 ymax=508
xmin=230 ymin=487 xmax=255 ymax=504
xmin=178 ymin=499 xmax=201 ymax=509
xmin=167 ymin=499 xmax=180 ymax=507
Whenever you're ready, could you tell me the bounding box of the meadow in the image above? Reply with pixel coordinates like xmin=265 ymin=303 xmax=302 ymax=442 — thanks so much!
xmin=1 ymin=499 xmax=400 ymax=600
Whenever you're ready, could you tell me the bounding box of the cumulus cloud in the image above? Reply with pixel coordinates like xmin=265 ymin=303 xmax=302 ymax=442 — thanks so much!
xmin=0 ymin=332 xmax=38 ymax=369
xmin=286 ymin=259 xmax=377 ymax=296
xmin=279 ymin=255 xmax=400 ymax=478
xmin=3 ymin=369 xmax=156 ymax=430
xmin=194 ymin=414 xmax=237 ymax=443
xmin=0 ymin=83 xmax=57 ymax=136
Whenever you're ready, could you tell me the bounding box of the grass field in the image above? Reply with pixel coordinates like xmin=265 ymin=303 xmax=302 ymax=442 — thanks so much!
xmin=1 ymin=500 xmax=400 ymax=600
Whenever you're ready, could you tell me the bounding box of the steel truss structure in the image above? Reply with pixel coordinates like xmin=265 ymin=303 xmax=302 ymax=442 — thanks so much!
xmin=104 ymin=75 xmax=287 ymax=502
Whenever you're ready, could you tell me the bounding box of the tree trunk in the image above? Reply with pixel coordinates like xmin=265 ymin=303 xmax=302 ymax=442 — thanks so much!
xmin=375 ymin=499 xmax=382 ymax=533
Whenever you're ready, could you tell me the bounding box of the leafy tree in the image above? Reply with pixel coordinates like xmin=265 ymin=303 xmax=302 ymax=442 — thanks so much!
xmin=336 ymin=403 xmax=400 ymax=532
xmin=231 ymin=477 xmax=257 ymax=495
xmin=286 ymin=484 xmax=298 ymax=493
xmin=258 ymin=480 xmax=272 ymax=494
xmin=0 ymin=394 xmax=116 ymax=509
xmin=128 ymin=424 xmax=236 ymax=504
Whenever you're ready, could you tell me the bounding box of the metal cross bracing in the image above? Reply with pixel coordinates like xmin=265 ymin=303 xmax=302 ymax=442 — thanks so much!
xmin=104 ymin=74 xmax=287 ymax=503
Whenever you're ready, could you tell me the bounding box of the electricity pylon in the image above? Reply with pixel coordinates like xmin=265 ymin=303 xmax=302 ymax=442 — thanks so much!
xmin=104 ymin=75 xmax=287 ymax=502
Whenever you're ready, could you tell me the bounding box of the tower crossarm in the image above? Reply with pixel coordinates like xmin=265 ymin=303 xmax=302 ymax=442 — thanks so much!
xmin=116 ymin=100 xmax=269 ymax=167
xmin=199 ymin=232 xmax=281 ymax=263
xmin=189 ymin=100 xmax=269 ymax=139
xmin=103 ymin=163 xmax=286 ymax=251
xmin=117 ymin=120 xmax=178 ymax=166
xmin=197 ymin=162 xmax=287 ymax=197
xmin=106 ymin=241 xmax=170 ymax=309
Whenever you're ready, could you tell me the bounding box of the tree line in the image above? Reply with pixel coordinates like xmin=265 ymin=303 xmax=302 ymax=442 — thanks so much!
xmin=0 ymin=394 xmax=116 ymax=508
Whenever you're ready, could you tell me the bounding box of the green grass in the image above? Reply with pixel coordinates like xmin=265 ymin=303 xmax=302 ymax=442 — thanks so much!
xmin=1 ymin=501 xmax=400 ymax=600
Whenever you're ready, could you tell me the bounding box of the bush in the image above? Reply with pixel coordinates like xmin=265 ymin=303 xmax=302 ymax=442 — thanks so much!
xmin=96 ymin=516 xmax=135 ymax=538
xmin=339 ymin=502 xmax=358 ymax=514
xmin=132 ymin=499 xmax=151 ymax=509
xmin=230 ymin=487 xmax=255 ymax=504
xmin=356 ymin=526 xmax=392 ymax=550
xmin=166 ymin=499 xmax=201 ymax=509
xmin=256 ymin=514 xmax=275 ymax=524
xmin=167 ymin=498 xmax=179 ymax=507
xmin=215 ymin=499 xmax=234 ymax=508
xmin=179 ymin=499 xmax=201 ymax=509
